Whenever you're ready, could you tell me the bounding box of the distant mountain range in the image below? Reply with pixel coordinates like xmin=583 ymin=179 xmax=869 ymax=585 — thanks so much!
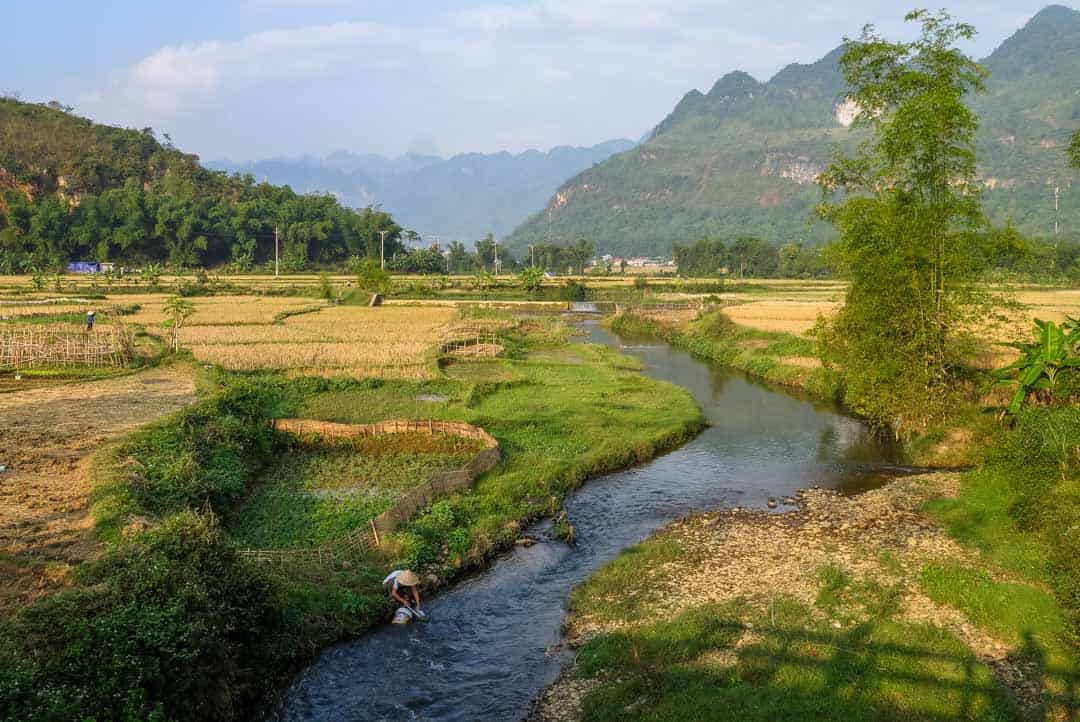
xmin=207 ymin=140 xmax=634 ymax=243
xmin=506 ymin=4 xmax=1080 ymax=257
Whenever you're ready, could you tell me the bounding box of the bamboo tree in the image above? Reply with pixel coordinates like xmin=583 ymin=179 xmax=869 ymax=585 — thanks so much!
xmin=817 ymin=10 xmax=995 ymax=430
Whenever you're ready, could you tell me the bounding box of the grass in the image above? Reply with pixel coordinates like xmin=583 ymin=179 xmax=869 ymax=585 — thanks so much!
xmin=568 ymin=531 xmax=1021 ymax=720
xmin=612 ymin=309 xmax=842 ymax=399
xmin=575 ymin=598 xmax=1018 ymax=722
xmin=228 ymin=440 xmax=479 ymax=549
xmin=296 ymin=334 xmax=704 ymax=569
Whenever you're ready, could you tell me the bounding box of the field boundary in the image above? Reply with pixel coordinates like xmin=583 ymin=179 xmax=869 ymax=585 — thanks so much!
xmin=238 ymin=418 xmax=501 ymax=564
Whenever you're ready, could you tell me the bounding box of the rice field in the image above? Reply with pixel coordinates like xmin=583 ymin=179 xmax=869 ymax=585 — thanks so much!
xmin=184 ymin=304 xmax=457 ymax=378
xmin=122 ymin=295 xmax=327 ymax=326
xmin=723 ymin=299 xmax=842 ymax=335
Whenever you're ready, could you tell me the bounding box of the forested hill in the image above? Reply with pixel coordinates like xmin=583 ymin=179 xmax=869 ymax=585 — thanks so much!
xmin=0 ymin=98 xmax=403 ymax=271
xmin=507 ymin=5 xmax=1080 ymax=258
xmin=208 ymin=139 xmax=634 ymax=243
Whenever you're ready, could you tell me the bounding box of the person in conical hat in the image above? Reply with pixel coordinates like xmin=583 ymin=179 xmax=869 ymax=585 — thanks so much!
xmin=383 ymin=568 xmax=421 ymax=610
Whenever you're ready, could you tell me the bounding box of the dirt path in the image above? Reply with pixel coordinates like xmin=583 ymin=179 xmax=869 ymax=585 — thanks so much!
xmin=530 ymin=474 xmax=1055 ymax=721
xmin=0 ymin=367 xmax=196 ymax=610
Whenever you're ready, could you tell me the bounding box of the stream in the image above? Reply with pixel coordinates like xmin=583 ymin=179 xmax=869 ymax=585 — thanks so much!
xmin=270 ymin=319 xmax=905 ymax=722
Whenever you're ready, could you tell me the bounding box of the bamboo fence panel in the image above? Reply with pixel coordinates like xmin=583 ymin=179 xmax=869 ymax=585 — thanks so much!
xmin=0 ymin=324 xmax=134 ymax=370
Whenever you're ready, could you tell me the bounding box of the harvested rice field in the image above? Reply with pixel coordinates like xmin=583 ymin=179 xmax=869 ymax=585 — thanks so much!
xmin=186 ymin=305 xmax=456 ymax=377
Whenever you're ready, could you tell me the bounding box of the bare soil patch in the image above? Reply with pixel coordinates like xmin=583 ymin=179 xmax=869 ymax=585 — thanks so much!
xmin=0 ymin=366 xmax=196 ymax=609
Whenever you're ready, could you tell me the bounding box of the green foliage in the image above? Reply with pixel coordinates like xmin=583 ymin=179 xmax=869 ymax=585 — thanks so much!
xmin=354 ymin=257 xmax=391 ymax=294
xmin=386 ymin=245 xmax=446 ymax=274
xmin=1071 ymin=130 xmax=1080 ymax=172
xmin=0 ymin=513 xmax=290 ymax=722
xmin=990 ymin=318 xmax=1080 ymax=413
xmin=562 ymin=279 xmax=588 ymax=301
xmin=573 ymin=598 xmax=1016 ymax=722
xmin=929 ymin=405 xmax=1080 ymax=656
xmin=93 ymin=379 xmax=283 ymax=538
xmin=297 ymin=341 xmax=703 ymax=571
xmin=816 ymin=10 xmax=996 ymax=431
xmin=613 ymin=310 xmax=842 ymax=399
xmin=162 ymin=295 xmax=196 ymax=352
xmin=228 ymin=443 xmax=477 ymax=549
xmin=317 ymin=272 xmax=334 ymax=300
xmin=0 ymin=98 xmax=403 ymax=270
xmin=518 ymin=266 xmax=544 ymax=293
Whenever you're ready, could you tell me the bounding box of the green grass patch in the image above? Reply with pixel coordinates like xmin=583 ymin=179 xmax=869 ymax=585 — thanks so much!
xmin=569 ymin=539 xmax=686 ymax=625
xmin=228 ymin=442 xmax=478 ymax=549
xmin=611 ymin=310 xmax=841 ymax=401
xmin=576 ymin=598 xmax=1018 ymax=722
xmin=299 ymin=339 xmax=704 ymax=569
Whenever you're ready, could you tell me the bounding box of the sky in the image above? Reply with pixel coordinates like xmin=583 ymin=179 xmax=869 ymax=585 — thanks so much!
xmin=8 ymin=1 xmax=1071 ymax=161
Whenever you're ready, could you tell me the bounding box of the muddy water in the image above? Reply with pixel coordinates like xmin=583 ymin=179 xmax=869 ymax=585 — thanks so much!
xmin=270 ymin=320 xmax=903 ymax=722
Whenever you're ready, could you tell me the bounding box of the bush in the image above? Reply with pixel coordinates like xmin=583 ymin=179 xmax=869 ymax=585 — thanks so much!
xmin=986 ymin=405 xmax=1080 ymax=645
xmin=94 ymin=378 xmax=283 ymax=537
xmin=562 ymin=280 xmax=587 ymax=302
xmin=0 ymin=513 xmax=290 ymax=722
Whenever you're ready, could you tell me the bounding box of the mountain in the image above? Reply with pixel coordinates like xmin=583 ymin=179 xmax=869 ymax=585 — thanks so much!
xmin=209 ymin=140 xmax=634 ymax=243
xmin=507 ymin=5 xmax=1080 ymax=257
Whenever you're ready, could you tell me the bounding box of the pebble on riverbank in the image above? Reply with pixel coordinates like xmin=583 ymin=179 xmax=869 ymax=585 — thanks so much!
xmin=526 ymin=473 xmax=1049 ymax=721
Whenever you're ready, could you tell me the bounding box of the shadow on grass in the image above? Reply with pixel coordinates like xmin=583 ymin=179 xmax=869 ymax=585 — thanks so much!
xmin=575 ymin=601 xmax=1079 ymax=722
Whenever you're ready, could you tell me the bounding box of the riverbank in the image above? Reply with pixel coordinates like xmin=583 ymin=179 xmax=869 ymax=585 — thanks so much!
xmin=528 ymin=473 xmax=1076 ymax=721
xmin=530 ymin=310 xmax=1079 ymax=721
xmin=0 ymin=314 xmax=705 ymax=721
xmin=610 ymin=309 xmax=841 ymax=401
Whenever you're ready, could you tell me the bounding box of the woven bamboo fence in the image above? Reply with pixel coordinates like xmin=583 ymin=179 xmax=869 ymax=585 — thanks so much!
xmin=614 ymin=300 xmax=713 ymax=315
xmin=238 ymin=418 xmax=501 ymax=565
xmin=0 ymin=324 xmax=135 ymax=371
xmin=437 ymin=330 xmax=504 ymax=357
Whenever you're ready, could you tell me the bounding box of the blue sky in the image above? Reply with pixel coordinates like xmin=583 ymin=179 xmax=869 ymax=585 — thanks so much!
xmin=8 ymin=1 xmax=1071 ymax=161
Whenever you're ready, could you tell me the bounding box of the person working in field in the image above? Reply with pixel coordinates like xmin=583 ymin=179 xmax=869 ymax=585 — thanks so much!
xmin=383 ymin=569 xmax=422 ymax=610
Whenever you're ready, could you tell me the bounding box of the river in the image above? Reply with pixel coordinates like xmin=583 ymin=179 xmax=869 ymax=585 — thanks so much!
xmin=270 ymin=318 xmax=904 ymax=722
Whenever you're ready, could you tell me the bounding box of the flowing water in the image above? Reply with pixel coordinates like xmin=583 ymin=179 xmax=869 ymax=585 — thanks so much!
xmin=271 ymin=320 xmax=905 ymax=722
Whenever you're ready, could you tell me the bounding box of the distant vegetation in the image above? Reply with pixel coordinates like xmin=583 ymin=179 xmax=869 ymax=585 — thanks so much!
xmin=0 ymin=98 xmax=403 ymax=272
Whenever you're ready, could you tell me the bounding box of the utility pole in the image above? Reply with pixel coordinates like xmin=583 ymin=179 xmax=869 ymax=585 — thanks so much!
xmin=274 ymin=226 xmax=279 ymax=277
xmin=530 ymin=244 xmax=536 ymax=268
xmin=1055 ymin=184 xmax=1060 ymax=236
xmin=493 ymin=237 xmax=500 ymax=276
xmin=547 ymin=207 xmax=552 ymax=245
xmin=379 ymin=230 xmax=388 ymax=270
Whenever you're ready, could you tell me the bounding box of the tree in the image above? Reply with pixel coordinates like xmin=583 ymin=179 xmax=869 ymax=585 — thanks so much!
xmin=162 ymin=296 xmax=195 ymax=352
xmin=355 ymin=257 xmax=391 ymax=294
xmin=1070 ymin=130 xmax=1080 ymax=173
xmin=816 ymin=9 xmax=993 ymax=430
xmin=519 ymin=266 xmax=544 ymax=294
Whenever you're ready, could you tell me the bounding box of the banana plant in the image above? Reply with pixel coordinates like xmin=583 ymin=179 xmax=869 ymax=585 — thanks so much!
xmin=991 ymin=317 xmax=1080 ymax=414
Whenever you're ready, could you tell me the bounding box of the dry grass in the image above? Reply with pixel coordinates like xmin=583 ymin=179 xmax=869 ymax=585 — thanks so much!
xmin=123 ymin=295 xmax=326 ymax=326
xmin=183 ymin=304 xmax=456 ymax=378
xmin=724 ymin=300 xmax=841 ymax=335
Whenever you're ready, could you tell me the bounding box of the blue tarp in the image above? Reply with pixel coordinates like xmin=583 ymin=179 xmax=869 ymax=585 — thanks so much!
xmin=66 ymin=262 xmax=101 ymax=274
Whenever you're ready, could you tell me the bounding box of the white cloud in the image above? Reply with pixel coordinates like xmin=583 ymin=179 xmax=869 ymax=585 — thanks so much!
xmin=75 ymin=0 xmax=1058 ymax=159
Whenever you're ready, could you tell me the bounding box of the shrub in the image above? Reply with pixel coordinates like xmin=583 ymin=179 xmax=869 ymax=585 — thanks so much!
xmin=0 ymin=513 xmax=290 ymax=722
xmin=94 ymin=378 xmax=283 ymax=537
